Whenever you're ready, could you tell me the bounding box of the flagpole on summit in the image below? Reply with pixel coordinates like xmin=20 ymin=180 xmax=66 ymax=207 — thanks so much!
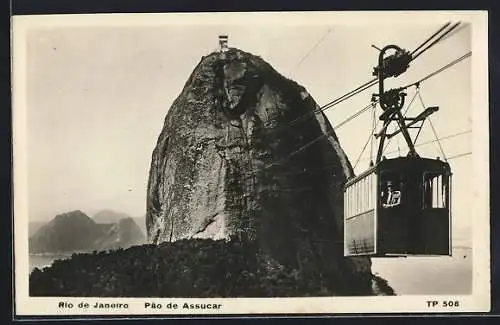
xmin=219 ymin=35 xmax=229 ymax=52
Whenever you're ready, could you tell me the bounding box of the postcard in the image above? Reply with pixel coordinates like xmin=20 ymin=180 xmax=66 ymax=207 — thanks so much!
xmin=12 ymin=10 xmax=490 ymax=317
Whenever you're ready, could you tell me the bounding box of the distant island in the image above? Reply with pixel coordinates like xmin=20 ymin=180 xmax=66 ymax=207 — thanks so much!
xmin=91 ymin=209 xmax=147 ymax=236
xmin=29 ymin=210 xmax=146 ymax=254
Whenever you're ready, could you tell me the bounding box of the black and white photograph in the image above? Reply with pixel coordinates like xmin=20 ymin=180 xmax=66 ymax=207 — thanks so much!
xmin=12 ymin=11 xmax=490 ymax=315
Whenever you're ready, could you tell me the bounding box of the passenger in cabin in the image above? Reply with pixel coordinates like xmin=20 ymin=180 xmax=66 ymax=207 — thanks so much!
xmin=381 ymin=180 xmax=402 ymax=208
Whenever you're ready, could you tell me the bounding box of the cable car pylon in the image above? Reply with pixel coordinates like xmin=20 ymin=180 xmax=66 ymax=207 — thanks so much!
xmin=371 ymin=45 xmax=441 ymax=164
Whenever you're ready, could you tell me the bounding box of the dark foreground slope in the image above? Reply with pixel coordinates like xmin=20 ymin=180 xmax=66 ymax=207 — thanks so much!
xmin=30 ymin=239 xmax=393 ymax=297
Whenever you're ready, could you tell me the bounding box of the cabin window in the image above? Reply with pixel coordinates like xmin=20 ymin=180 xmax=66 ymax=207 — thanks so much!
xmin=345 ymin=171 xmax=377 ymax=219
xmin=423 ymin=173 xmax=448 ymax=209
xmin=362 ymin=179 xmax=366 ymax=209
xmin=367 ymin=174 xmax=371 ymax=209
xmin=348 ymin=185 xmax=352 ymax=216
xmin=350 ymin=186 xmax=353 ymax=216
xmin=380 ymin=172 xmax=403 ymax=208
xmin=346 ymin=187 xmax=349 ymax=218
xmin=367 ymin=173 xmax=374 ymax=210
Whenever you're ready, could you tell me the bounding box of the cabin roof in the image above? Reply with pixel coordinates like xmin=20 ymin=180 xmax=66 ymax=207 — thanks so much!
xmin=345 ymin=156 xmax=451 ymax=188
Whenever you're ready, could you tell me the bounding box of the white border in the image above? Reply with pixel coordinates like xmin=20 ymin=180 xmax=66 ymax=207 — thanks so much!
xmin=12 ymin=11 xmax=490 ymax=316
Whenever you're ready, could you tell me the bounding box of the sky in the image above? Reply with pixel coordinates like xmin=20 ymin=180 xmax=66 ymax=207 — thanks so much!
xmin=20 ymin=13 xmax=476 ymax=247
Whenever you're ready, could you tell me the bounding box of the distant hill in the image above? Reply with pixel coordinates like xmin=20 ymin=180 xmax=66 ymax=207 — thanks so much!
xmin=30 ymin=214 xmax=146 ymax=241
xmin=133 ymin=217 xmax=147 ymax=237
xmin=93 ymin=210 xmax=146 ymax=242
xmin=29 ymin=210 xmax=146 ymax=254
xmin=92 ymin=210 xmax=131 ymax=224
xmin=29 ymin=221 xmax=46 ymax=237
xmin=29 ymin=210 xmax=106 ymax=254
xmin=94 ymin=217 xmax=145 ymax=250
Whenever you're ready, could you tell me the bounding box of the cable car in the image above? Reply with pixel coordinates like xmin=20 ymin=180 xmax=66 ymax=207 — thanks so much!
xmin=344 ymin=156 xmax=451 ymax=257
xmin=343 ymin=44 xmax=452 ymax=257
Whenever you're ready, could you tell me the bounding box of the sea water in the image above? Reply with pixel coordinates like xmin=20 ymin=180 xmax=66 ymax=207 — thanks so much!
xmin=371 ymin=247 xmax=472 ymax=295
xmin=29 ymin=254 xmax=72 ymax=273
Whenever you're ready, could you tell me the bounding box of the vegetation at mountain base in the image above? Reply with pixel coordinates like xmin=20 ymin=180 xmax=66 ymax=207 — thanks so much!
xmin=30 ymin=238 xmax=388 ymax=297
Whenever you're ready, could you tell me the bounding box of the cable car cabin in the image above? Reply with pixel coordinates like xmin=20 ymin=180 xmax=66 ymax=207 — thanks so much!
xmin=343 ymin=157 xmax=452 ymax=257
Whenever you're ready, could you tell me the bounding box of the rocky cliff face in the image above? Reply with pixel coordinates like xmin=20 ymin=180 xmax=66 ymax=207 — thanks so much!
xmin=146 ymin=48 xmax=374 ymax=290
